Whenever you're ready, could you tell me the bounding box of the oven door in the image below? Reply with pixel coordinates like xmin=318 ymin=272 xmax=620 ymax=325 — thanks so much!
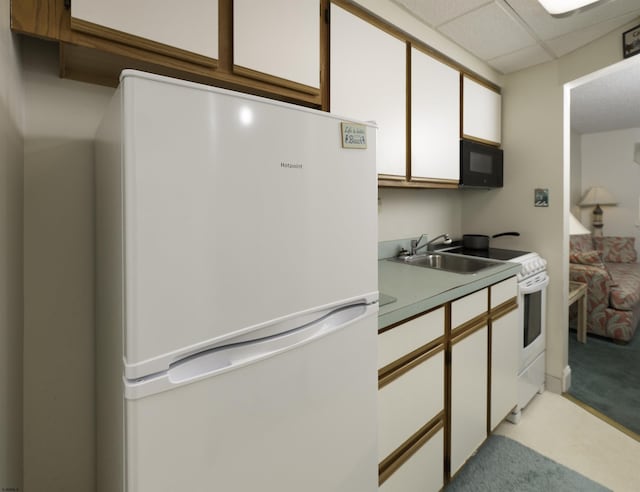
xmin=518 ymin=272 xmax=549 ymax=371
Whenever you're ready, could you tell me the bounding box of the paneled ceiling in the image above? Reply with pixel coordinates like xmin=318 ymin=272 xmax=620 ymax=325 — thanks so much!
xmin=393 ymin=0 xmax=640 ymax=74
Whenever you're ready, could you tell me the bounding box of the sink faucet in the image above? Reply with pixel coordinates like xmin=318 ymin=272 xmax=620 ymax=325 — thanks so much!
xmin=411 ymin=233 xmax=452 ymax=255
xmin=427 ymin=233 xmax=452 ymax=252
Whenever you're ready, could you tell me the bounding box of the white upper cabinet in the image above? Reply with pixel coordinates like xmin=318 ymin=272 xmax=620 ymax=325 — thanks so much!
xmin=71 ymin=0 xmax=219 ymax=60
xmin=411 ymin=48 xmax=460 ymax=182
xmin=330 ymin=5 xmax=406 ymax=178
xmin=462 ymin=75 xmax=501 ymax=145
xmin=233 ymin=0 xmax=320 ymax=89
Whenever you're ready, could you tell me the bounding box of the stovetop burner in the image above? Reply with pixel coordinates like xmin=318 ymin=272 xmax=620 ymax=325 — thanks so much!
xmin=445 ymin=246 xmax=531 ymax=261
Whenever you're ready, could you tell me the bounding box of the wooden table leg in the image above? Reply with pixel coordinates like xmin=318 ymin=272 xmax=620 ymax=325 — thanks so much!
xmin=577 ymin=294 xmax=587 ymax=344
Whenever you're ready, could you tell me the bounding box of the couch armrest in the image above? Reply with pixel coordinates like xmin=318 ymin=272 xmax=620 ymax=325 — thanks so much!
xmin=569 ymin=263 xmax=612 ymax=308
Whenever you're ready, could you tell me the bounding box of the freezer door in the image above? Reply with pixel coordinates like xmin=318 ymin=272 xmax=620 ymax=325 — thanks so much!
xmin=125 ymin=311 xmax=378 ymax=492
xmin=120 ymin=73 xmax=377 ymax=377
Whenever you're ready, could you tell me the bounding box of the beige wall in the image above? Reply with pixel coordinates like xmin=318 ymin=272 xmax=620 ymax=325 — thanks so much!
xmin=580 ymin=127 xmax=640 ymax=251
xmin=461 ymin=16 xmax=640 ymax=393
xmin=21 ymin=37 xmax=114 ymax=492
xmin=0 ymin=2 xmax=24 ymax=490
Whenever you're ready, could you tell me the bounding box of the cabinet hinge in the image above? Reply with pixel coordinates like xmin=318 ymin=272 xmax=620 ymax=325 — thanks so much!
xmin=64 ymin=0 xmax=71 ymax=9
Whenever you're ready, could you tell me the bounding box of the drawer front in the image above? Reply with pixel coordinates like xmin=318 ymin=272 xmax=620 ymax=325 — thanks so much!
xmin=378 ymin=352 xmax=444 ymax=462
xmin=451 ymin=288 xmax=487 ymax=329
xmin=490 ymin=276 xmax=517 ymax=308
xmin=378 ymin=308 xmax=444 ymax=369
xmin=379 ymin=428 xmax=444 ymax=492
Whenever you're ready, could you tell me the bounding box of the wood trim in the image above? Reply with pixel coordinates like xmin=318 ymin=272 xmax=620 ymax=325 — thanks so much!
xmin=462 ymin=72 xmax=501 ymax=95
xmin=405 ymin=41 xmax=411 ymax=181
xmin=331 ymin=0 xmax=500 ymax=93
xmin=461 ymin=133 xmax=501 ymax=147
xmin=232 ymin=65 xmax=320 ymax=96
xmin=451 ymin=312 xmax=488 ymax=344
xmin=378 ymin=341 xmax=444 ymax=389
xmin=378 ymin=412 xmax=445 ymax=485
xmin=378 ymin=305 xmax=442 ymax=335
xmin=443 ymin=302 xmax=452 ymax=483
xmin=218 ymin=0 xmax=233 ymax=73
xmin=378 ymin=178 xmax=459 ymax=189
xmin=490 ymin=297 xmax=518 ymax=321
xmin=486 ymin=288 xmax=492 ymax=435
xmin=320 ymin=0 xmax=330 ymax=111
xmin=69 ymin=17 xmax=218 ymax=68
xmin=10 ymin=0 xmax=65 ymax=40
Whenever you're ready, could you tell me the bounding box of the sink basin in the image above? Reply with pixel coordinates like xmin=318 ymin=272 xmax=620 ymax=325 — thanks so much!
xmin=388 ymin=253 xmax=499 ymax=274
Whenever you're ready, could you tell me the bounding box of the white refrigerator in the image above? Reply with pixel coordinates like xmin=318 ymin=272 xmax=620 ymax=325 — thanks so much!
xmin=95 ymin=71 xmax=379 ymax=492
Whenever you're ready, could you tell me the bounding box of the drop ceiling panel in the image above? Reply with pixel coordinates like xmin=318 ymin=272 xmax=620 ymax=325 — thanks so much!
xmin=487 ymin=44 xmax=553 ymax=74
xmin=394 ymin=0 xmax=493 ymax=28
xmin=438 ymin=2 xmax=536 ymax=60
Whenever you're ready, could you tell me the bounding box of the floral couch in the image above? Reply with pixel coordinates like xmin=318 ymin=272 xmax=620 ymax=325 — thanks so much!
xmin=569 ymin=235 xmax=640 ymax=342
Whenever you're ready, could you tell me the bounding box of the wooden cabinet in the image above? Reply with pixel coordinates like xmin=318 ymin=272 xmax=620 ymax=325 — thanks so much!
xmin=330 ymin=4 xmax=406 ymax=178
xmin=233 ymin=0 xmax=320 ymax=90
xmin=378 ymin=276 xmax=518 ymax=487
xmin=450 ymin=289 xmax=488 ymax=477
xmin=410 ymin=47 xmax=460 ymax=184
xmin=379 ymin=428 xmax=444 ymax=492
xmin=378 ymin=308 xmax=445 ymax=491
xmin=462 ymin=75 xmax=501 ymax=145
xmin=489 ymin=277 xmax=519 ymax=431
xmin=11 ymin=0 xmax=325 ymax=107
xmin=70 ymin=0 xmax=218 ymax=63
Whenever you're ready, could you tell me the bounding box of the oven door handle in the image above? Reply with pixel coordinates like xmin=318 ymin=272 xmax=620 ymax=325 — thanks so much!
xmin=519 ymin=275 xmax=549 ymax=294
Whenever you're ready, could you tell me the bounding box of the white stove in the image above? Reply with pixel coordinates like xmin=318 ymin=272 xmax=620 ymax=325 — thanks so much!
xmin=448 ymin=246 xmax=549 ymax=423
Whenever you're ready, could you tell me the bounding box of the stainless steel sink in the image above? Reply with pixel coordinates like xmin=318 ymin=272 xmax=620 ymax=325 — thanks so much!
xmin=387 ymin=253 xmax=499 ymax=274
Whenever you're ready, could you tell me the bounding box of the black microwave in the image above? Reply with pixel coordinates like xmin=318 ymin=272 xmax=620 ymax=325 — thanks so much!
xmin=459 ymin=139 xmax=503 ymax=188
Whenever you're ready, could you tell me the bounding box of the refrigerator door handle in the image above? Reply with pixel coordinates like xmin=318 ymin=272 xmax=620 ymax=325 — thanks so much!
xmin=125 ymin=302 xmax=376 ymax=399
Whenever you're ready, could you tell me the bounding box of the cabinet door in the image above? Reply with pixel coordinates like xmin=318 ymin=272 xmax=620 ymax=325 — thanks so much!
xmin=450 ymin=326 xmax=488 ymax=476
xmin=378 ymin=307 xmax=444 ymax=370
xmin=411 ymin=48 xmax=459 ymax=182
xmin=234 ymin=0 xmax=319 ymax=89
xmin=378 ymin=352 xmax=444 ymax=463
xmin=379 ymin=428 xmax=444 ymax=492
xmin=490 ymin=309 xmax=519 ymax=430
xmin=330 ymin=5 xmax=406 ymax=178
xmin=462 ymin=76 xmax=501 ymax=145
xmin=70 ymin=0 xmax=218 ymax=61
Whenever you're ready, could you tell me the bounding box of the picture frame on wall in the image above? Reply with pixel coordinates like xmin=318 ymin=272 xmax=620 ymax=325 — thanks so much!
xmin=623 ymin=24 xmax=640 ymax=59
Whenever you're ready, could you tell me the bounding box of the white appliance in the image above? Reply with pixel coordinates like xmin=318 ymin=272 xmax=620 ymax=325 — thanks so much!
xmin=507 ymin=252 xmax=549 ymax=424
xmin=95 ymin=71 xmax=379 ymax=492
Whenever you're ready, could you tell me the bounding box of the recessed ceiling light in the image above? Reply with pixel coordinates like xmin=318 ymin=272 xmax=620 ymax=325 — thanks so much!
xmin=537 ymin=0 xmax=602 ymax=15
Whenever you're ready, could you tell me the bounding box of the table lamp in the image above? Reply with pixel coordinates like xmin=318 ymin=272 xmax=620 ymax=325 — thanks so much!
xmin=579 ymin=186 xmax=617 ymax=236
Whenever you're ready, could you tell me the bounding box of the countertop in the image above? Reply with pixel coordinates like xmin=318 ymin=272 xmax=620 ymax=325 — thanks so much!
xmin=378 ymin=257 xmax=521 ymax=330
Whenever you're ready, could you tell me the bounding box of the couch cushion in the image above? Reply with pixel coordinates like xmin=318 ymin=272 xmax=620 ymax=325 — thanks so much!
xmin=570 ymin=234 xmax=593 ymax=253
xmin=594 ymin=236 xmax=638 ymax=263
xmin=570 ymin=250 xmax=603 ymax=265
xmin=607 ymin=263 xmax=640 ymax=310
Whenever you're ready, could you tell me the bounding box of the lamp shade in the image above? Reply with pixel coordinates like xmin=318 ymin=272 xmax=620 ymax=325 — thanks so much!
xmin=579 ymin=186 xmax=617 ymax=206
xmin=569 ymin=213 xmax=591 ymax=235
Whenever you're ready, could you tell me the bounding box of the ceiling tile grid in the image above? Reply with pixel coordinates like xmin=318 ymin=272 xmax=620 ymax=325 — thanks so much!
xmin=392 ymin=0 xmax=640 ymax=74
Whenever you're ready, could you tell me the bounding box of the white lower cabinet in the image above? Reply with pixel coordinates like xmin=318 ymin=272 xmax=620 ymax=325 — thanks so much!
xmin=450 ymin=325 xmax=488 ymax=477
xmin=379 ymin=428 xmax=444 ymax=492
xmin=378 ymin=352 xmax=444 ymax=462
xmin=378 ymin=276 xmax=518 ymax=488
xmin=490 ymin=309 xmax=519 ymax=430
